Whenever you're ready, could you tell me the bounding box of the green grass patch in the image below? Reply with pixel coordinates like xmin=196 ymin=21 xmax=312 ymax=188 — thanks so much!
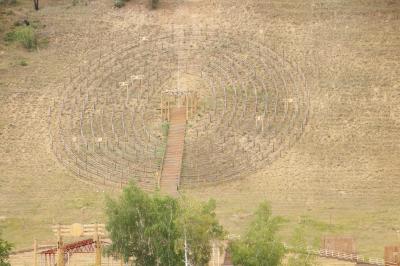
xmin=4 ymin=25 xmax=37 ymax=50
xmin=0 ymin=9 xmax=14 ymax=16
xmin=161 ymin=121 xmax=169 ymax=137
xmin=154 ymin=121 xmax=169 ymax=166
xmin=18 ymin=59 xmax=27 ymax=66
xmin=0 ymin=0 xmax=17 ymax=6
xmin=298 ymin=215 xmax=340 ymax=232
xmin=65 ymin=197 xmax=96 ymax=209
xmin=114 ymin=0 xmax=125 ymax=8
xmin=156 ymin=144 xmax=166 ymax=163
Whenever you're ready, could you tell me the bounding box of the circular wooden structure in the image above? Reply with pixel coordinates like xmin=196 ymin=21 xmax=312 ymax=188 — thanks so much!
xmin=49 ymin=26 xmax=310 ymax=190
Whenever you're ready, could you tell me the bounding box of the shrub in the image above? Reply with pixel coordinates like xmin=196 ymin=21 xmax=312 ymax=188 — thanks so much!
xmin=19 ymin=59 xmax=28 ymax=66
xmin=0 ymin=0 xmax=17 ymax=5
xmin=229 ymin=202 xmax=286 ymax=266
xmin=0 ymin=232 xmax=12 ymax=266
xmin=4 ymin=26 xmax=37 ymax=50
xmin=114 ymin=0 xmax=124 ymax=8
xmin=105 ymin=183 xmax=224 ymax=265
xmin=150 ymin=0 xmax=158 ymax=9
xmin=161 ymin=121 xmax=169 ymax=137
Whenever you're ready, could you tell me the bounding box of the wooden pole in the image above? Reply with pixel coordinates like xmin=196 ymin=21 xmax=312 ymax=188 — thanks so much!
xmin=57 ymin=227 xmax=64 ymax=266
xmin=95 ymin=224 xmax=102 ymax=266
xmin=186 ymin=95 xmax=189 ymax=120
xmin=261 ymin=115 xmax=265 ymax=133
xmin=194 ymin=93 xmax=198 ymax=113
xmin=161 ymin=95 xmax=163 ymax=121
xmin=189 ymin=95 xmax=192 ymax=118
xmin=126 ymin=85 xmax=129 ymax=107
xmin=167 ymin=100 xmax=170 ymax=122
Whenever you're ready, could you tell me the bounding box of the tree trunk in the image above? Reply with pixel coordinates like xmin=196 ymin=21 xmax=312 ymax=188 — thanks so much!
xmin=33 ymin=0 xmax=39 ymax=10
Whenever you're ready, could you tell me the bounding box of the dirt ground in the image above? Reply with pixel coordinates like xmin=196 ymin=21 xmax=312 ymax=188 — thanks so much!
xmin=0 ymin=0 xmax=400 ymax=259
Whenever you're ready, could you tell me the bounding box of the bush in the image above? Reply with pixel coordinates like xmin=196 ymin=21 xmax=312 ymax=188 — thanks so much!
xmin=105 ymin=183 xmax=224 ymax=265
xmin=114 ymin=0 xmax=124 ymax=8
xmin=161 ymin=121 xmax=169 ymax=137
xmin=5 ymin=26 xmax=37 ymax=50
xmin=19 ymin=59 xmax=28 ymax=66
xmin=229 ymin=202 xmax=286 ymax=266
xmin=286 ymin=227 xmax=318 ymax=266
xmin=0 ymin=0 xmax=17 ymax=5
xmin=150 ymin=0 xmax=158 ymax=9
xmin=0 ymin=233 xmax=12 ymax=266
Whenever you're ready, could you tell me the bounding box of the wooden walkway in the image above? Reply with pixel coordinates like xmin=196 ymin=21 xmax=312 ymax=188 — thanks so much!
xmin=160 ymin=107 xmax=186 ymax=196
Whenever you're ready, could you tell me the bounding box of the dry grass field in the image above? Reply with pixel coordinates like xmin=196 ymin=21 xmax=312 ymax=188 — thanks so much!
xmin=0 ymin=0 xmax=399 ymax=260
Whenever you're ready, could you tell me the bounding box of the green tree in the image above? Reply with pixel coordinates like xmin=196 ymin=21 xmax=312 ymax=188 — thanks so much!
xmin=106 ymin=184 xmax=181 ymax=265
xmin=178 ymin=198 xmax=225 ymax=265
xmin=150 ymin=0 xmax=158 ymax=9
xmin=33 ymin=0 xmax=39 ymax=10
xmin=0 ymin=232 xmax=12 ymax=266
xmin=105 ymin=183 xmax=224 ymax=266
xmin=229 ymin=202 xmax=286 ymax=266
xmin=286 ymin=227 xmax=318 ymax=266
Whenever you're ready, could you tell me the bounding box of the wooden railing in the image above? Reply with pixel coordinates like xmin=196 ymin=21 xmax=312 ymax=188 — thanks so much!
xmin=224 ymin=235 xmax=396 ymax=266
xmin=284 ymin=244 xmax=398 ymax=266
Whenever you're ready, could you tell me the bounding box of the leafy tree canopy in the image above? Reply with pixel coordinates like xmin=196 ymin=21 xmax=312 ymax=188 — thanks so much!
xmin=105 ymin=183 xmax=224 ymax=266
xmin=178 ymin=198 xmax=225 ymax=265
xmin=229 ymin=202 xmax=286 ymax=266
xmin=0 ymin=231 xmax=12 ymax=266
xmin=286 ymin=226 xmax=318 ymax=266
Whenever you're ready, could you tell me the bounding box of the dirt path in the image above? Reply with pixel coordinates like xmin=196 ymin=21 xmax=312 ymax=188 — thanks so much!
xmin=160 ymin=107 xmax=186 ymax=196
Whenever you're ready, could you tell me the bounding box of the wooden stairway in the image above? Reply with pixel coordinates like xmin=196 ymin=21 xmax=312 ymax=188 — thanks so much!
xmin=160 ymin=107 xmax=186 ymax=196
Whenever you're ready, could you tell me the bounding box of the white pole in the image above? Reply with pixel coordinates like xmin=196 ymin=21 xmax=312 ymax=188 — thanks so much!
xmin=212 ymin=242 xmax=215 ymax=266
xmin=217 ymin=243 xmax=220 ymax=266
xmin=184 ymin=229 xmax=189 ymax=266
xmin=33 ymin=239 xmax=38 ymax=266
